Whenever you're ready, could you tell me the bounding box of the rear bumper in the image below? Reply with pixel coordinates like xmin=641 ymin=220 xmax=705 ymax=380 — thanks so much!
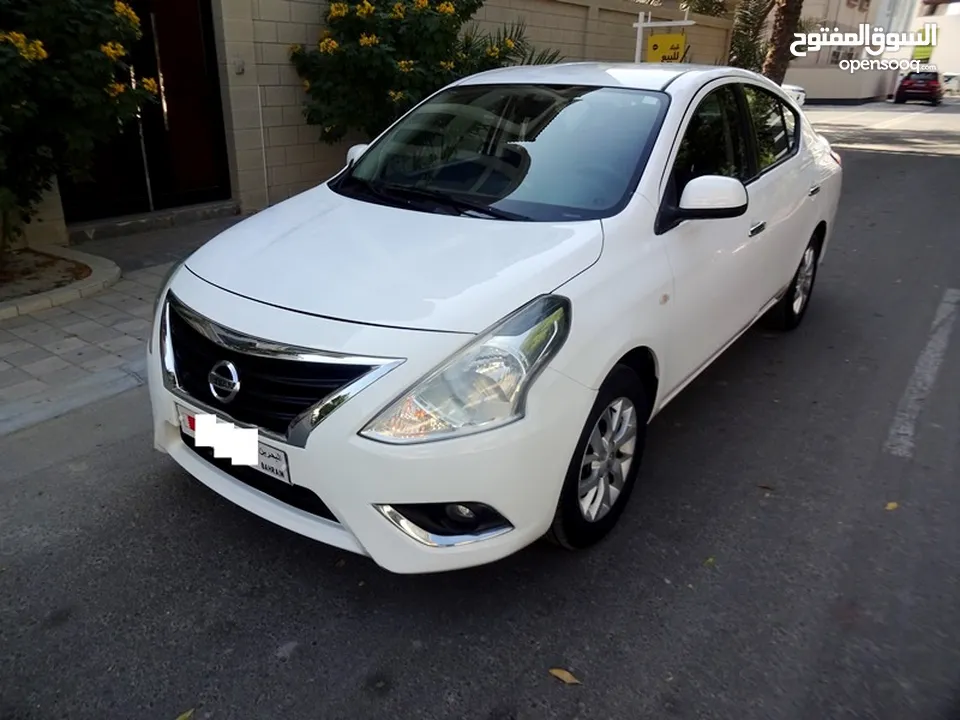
xmin=897 ymin=88 xmax=940 ymax=99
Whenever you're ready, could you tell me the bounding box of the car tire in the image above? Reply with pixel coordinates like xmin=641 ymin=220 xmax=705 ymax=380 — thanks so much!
xmin=763 ymin=235 xmax=821 ymax=332
xmin=546 ymin=364 xmax=649 ymax=550
xmin=894 ymin=94 xmax=906 ymax=104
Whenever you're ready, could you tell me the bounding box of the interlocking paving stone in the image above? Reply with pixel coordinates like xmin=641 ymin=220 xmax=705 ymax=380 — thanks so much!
xmin=43 ymin=365 xmax=92 ymax=386
xmin=42 ymin=337 xmax=90 ymax=355
xmin=0 ymin=339 xmax=31 ymax=358
xmin=3 ymin=346 xmax=55 ymax=368
xmin=0 ymin=215 xmax=233 ymax=427
xmin=21 ymin=356 xmax=71 ymax=378
xmin=0 ymin=378 xmax=48 ymax=402
xmin=71 ymin=324 xmax=125 ymax=345
xmin=79 ymin=354 xmax=126 ymax=373
xmin=58 ymin=345 xmax=111 ymax=366
xmin=0 ymin=367 xmax=31 ymax=389
xmin=98 ymin=336 xmax=142 ymax=354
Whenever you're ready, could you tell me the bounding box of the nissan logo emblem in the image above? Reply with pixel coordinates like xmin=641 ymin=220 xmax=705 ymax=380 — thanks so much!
xmin=208 ymin=360 xmax=240 ymax=403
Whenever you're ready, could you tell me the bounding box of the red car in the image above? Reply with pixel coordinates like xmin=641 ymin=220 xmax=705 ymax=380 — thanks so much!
xmin=894 ymin=71 xmax=944 ymax=105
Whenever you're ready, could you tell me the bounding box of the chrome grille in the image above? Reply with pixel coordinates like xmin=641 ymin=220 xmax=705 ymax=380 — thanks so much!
xmin=161 ymin=294 xmax=399 ymax=441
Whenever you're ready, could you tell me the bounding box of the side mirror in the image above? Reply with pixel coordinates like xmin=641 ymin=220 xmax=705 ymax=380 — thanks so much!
xmin=676 ymin=175 xmax=748 ymax=220
xmin=345 ymin=143 xmax=369 ymax=167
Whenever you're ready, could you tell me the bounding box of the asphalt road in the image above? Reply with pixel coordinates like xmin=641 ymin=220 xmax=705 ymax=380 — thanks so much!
xmin=3 ymin=100 xmax=960 ymax=720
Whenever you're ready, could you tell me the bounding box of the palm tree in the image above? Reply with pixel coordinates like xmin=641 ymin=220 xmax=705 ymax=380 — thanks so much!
xmin=728 ymin=0 xmax=777 ymax=71
xmin=680 ymin=0 xmax=730 ymax=16
xmin=762 ymin=0 xmax=805 ymax=83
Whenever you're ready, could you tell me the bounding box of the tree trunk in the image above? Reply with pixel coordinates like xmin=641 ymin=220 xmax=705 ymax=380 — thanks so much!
xmin=761 ymin=0 xmax=803 ymax=85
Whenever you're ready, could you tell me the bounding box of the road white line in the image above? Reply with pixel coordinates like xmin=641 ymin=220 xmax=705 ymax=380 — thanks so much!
xmin=884 ymin=288 xmax=960 ymax=458
xmin=869 ymin=107 xmax=938 ymax=130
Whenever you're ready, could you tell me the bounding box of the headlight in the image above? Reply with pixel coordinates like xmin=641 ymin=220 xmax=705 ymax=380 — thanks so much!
xmin=360 ymin=295 xmax=572 ymax=444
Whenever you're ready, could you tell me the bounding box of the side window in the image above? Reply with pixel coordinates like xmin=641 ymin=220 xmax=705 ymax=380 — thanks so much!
xmin=781 ymin=105 xmax=797 ymax=152
xmin=742 ymin=85 xmax=797 ymax=172
xmin=669 ymin=85 xmax=748 ymax=202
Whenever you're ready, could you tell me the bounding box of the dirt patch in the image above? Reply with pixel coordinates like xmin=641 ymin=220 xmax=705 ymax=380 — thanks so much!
xmin=0 ymin=248 xmax=92 ymax=303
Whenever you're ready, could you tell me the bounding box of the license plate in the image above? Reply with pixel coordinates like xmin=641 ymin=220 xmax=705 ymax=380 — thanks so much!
xmin=177 ymin=405 xmax=291 ymax=484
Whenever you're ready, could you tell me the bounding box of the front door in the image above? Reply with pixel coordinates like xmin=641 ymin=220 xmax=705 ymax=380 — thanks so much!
xmin=657 ymin=81 xmax=759 ymax=395
xmin=58 ymin=0 xmax=231 ymax=224
xmin=739 ymin=82 xmax=816 ymax=301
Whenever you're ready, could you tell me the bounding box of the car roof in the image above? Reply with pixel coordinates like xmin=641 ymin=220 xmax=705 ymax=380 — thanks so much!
xmin=453 ymin=61 xmax=771 ymax=94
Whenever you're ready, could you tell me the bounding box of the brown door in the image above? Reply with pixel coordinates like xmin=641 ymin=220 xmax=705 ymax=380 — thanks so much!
xmin=59 ymin=0 xmax=231 ymax=224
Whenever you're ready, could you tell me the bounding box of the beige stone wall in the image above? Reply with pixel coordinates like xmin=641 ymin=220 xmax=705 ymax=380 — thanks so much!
xmin=473 ymin=0 xmax=732 ymax=64
xmin=211 ymin=0 xmax=352 ymax=214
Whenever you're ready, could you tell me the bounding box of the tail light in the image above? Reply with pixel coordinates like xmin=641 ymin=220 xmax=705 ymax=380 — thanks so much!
xmin=902 ymin=80 xmax=913 ymax=87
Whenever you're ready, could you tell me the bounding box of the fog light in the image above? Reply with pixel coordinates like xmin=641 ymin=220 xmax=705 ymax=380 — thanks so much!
xmin=385 ymin=502 xmax=510 ymax=537
xmin=446 ymin=503 xmax=476 ymax=522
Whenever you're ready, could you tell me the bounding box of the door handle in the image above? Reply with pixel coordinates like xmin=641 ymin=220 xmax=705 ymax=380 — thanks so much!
xmin=749 ymin=221 xmax=766 ymax=237
xmin=808 ymin=185 xmax=821 ymax=196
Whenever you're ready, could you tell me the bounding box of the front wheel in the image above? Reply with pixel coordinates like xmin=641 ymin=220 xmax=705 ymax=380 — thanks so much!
xmin=547 ymin=364 xmax=649 ymax=550
xmin=763 ymin=236 xmax=820 ymax=331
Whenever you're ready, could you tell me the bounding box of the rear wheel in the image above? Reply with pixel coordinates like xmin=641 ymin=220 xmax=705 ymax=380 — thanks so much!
xmin=894 ymin=94 xmax=906 ymax=104
xmin=547 ymin=364 xmax=649 ymax=550
xmin=763 ymin=235 xmax=820 ymax=332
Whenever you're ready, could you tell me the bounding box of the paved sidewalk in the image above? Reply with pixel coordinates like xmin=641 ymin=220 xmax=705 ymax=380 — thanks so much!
xmin=0 ymin=264 xmax=168 ymax=435
xmin=0 ymin=215 xmax=239 ymax=435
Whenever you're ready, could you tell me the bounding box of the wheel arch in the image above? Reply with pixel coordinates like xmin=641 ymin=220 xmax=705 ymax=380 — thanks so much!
xmin=609 ymin=345 xmax=661 ymax=420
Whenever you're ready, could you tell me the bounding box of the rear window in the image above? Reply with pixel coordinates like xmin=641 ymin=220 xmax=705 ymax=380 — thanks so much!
xmin=907 ymin=72 xmax=938 ymax=81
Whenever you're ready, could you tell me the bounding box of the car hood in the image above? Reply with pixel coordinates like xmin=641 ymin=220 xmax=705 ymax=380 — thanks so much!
xmin=184 ymin=183 xmax=603 ymax=333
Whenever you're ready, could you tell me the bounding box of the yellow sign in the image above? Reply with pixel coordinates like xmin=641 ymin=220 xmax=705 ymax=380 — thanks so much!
xmin=911 ymin=43 xmax=933 ymax=61
xmin=647 ymin=33 xmax=686 ymax=63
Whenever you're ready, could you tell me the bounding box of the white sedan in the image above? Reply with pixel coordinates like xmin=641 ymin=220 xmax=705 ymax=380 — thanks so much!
xmin=147 ymin=62 xmax=842 ymax=574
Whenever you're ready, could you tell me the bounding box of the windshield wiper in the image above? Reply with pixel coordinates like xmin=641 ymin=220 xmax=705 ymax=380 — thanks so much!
xmin=377 ymin=183 xmax=529 ymax=221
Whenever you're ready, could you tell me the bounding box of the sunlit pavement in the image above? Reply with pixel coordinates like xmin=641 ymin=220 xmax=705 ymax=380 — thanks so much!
xmin=3 ymin=104 xmax=960 ymax=720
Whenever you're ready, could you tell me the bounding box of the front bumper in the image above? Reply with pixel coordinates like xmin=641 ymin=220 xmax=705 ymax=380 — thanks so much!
xmin=148 ymin=269 xmax=597 ymax=574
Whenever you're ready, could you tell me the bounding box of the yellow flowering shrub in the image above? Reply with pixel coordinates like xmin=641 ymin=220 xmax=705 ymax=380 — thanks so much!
xmin=100 ymin=40 xmax=125 ymax=61
xmin=0 ymin=0 xmax=158 ymax=269
xmin=290 ymin=1 xmax=562 ymax=144
xmin=0 ymin=31 xmax=48 ymax=61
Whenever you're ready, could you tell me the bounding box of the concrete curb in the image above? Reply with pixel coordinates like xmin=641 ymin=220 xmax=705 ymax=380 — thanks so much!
xmin=0 ymin=245 xmax=122 ymax=321
xmin=0 ymin=356 xmax=147 ymax=438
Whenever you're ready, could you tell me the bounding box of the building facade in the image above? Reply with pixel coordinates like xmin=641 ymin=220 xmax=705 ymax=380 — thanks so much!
xmin=23 ymin=0 xmax=733 ymax=249
xmin=778 ymin=0 xmax=917 ymax=102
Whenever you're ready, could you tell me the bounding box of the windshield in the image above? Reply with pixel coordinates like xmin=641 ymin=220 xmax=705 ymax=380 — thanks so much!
xmin=907 ymin=72 xmax=938 ymax=81
xmin=331 ymin=84 xmax=670 ymax=222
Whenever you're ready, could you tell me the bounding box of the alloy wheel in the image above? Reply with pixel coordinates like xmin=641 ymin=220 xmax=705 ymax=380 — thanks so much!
xmin=792 ymin=246 xmax=816 ymax=316
xmin=577 ymin=397 xmax=638 ymax=523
